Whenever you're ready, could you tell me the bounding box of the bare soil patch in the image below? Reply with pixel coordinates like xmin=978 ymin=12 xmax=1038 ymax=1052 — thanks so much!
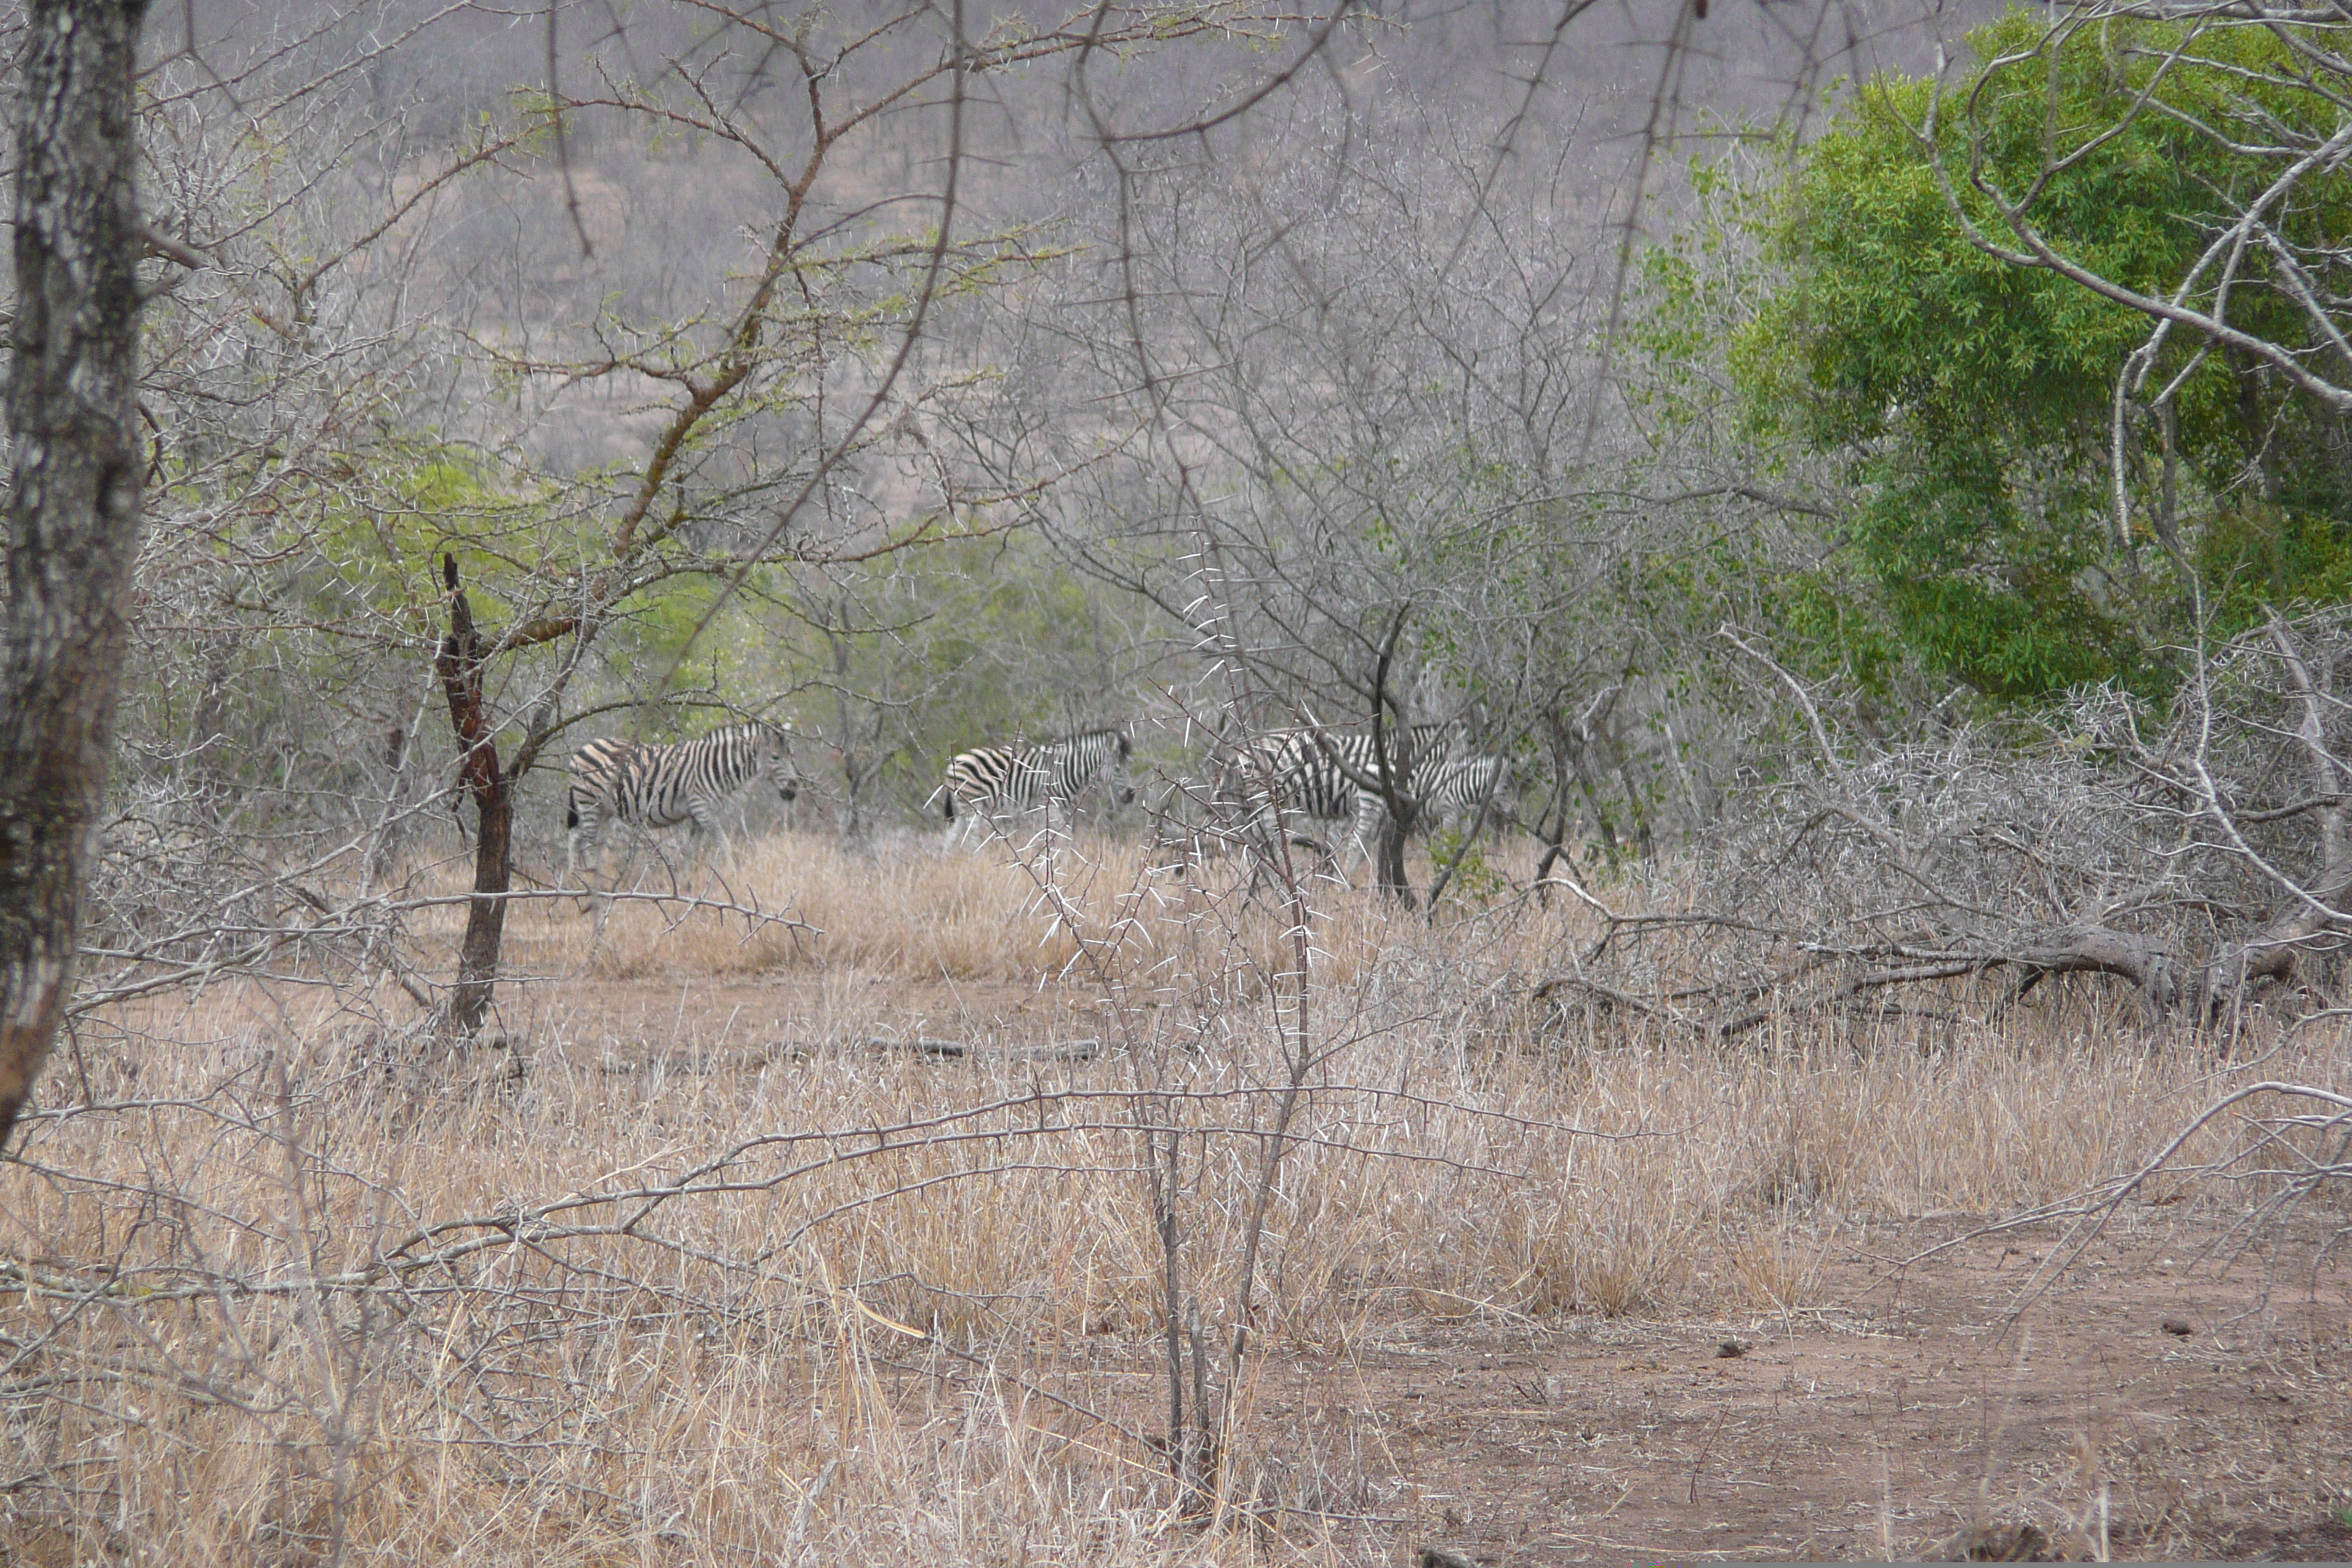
xmin=480 ymin=967 xmax=2352 ymax=1564
xmin=23 ymin=837 xmax=2352 ymax=1565
xmin=1237 ymin=1215 xmax=2352 ymax=1562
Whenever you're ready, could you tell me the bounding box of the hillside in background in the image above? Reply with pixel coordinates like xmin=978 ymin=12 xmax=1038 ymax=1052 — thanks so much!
xmin=0 ymin=0 xmax=2345 ymax=1561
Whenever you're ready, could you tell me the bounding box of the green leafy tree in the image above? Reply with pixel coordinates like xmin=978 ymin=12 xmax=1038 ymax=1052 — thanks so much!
xmin=1735 ymin=7 xmax=2352 ymax=700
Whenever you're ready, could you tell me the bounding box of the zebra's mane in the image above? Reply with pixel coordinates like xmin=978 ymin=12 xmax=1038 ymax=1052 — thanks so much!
xmin=709 ymin=720 xmax=786 ymax=742
xmin=1038 ymin=727 xmax=1127 ymax=750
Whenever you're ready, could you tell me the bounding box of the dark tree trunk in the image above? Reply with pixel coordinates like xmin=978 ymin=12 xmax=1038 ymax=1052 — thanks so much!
xmin=1365 ymin=614 xmax=1418 ymax=910
xmin=827 ymin=600 xmax=867 ymax=844
xmin=1373 ymin=794 xmax=1416 ymax=905
xmin=435 ymin=555 xmax=512 ymax=1037
xmin=0 ymin=0 xmax=150 ymax=1151
xmin=1363 ymin=718 xmax=1433 ymax=909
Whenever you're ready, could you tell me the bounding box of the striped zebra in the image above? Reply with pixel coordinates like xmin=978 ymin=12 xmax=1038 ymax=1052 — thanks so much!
xmin=938 ymin=728 xmax=1134 ymax=850
xmin=1223 ymin=724 xmax=1455 ymax=881
xmin=1408 ymin=751 xmax=1513 ymax=840
xmin=563 ymin=723 xmax=798 ymax=885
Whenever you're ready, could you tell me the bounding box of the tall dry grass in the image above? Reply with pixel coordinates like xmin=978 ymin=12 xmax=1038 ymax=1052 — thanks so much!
xmin=4 ymin=827 xmax=2347 ymax=1563
xmin=505 ymin=828 xmax=1405 ymax=984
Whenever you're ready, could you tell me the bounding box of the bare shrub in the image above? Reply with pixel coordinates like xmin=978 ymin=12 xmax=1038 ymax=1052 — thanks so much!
xmin=1538 ymin=615 xmax=2352 ymax=1043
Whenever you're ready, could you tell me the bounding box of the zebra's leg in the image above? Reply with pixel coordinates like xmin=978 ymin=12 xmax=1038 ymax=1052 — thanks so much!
xmin=948 ymin=803 xmax=984 ymax=856
xmin=1269 ymin=816 xmax=1316 ymax=897
xmin=998 ymin=805 xmax=1039 ymax=862
xmin=943 ymin=796 xmax=994 ymax=856
xmin=979 ymin=809 xmax=1016 ymax=856
xmin=947 ymin=806 xmax=992 ymax=856
xmin=565 ymin=812 xmax=605 ymax=911
xmin=1051 ymin=794 xmax=1077 ymax=878
xmin=1337 ymin=791 xmax=1384 ymax=885
xmin=685 ymin=799 xmax=733 ymax=870
xmin=1240 ymin=826 xmax=1267 ymax=902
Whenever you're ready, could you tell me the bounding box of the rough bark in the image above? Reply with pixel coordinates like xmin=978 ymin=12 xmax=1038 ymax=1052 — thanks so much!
xmin=2197 ymin=876 xmax=2352 ymax=1013
xmin=435 ymin=554 xmax=512 ymax=1038
xmin=2006 ymin=921 xmax=2183 ymax=1017
xmin=1363 ymin=613 xmax=1418 ymax=910
xmin=0 ymin=0 xmax=149 ymax=1151
xmin=1371 ymin=783 xmax=1417 ymax=907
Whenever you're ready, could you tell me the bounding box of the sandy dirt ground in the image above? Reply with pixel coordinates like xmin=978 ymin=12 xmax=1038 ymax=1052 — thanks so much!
xmin=473 ymin=965 xmax=2352 ymax=1564
xmin=1237 ymin=1217 xmax=2352 ymax=1562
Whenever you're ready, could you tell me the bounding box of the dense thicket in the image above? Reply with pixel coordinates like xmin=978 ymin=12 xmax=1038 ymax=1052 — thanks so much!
xmin=1 ymin=4 xmax=2349 ymax=1558
xmin=1731 ymin=9 xmax=2352 ymax=701
xmin=13 ymin=0 xmax=2352 ymax=1015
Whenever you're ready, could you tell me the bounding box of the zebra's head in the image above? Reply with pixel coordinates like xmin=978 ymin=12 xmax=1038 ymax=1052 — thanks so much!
xmin=1109 ymin=731 xmax=1137 ymax=804
xmin=755 ymin=724 xmax=800 ymax=804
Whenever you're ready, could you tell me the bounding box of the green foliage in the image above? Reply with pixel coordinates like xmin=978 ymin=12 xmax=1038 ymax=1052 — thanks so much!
xmin=2196 ymin=505 xmax=2352 ymax=632
xmin=1844 ymin=442 xmax=2129 ymax=700
xmin=1733 ymin=7 xmax=2352 ymax=701
xmin=1768 ymin=560 xmax=1910 ymax=697
xmin=1429 ymin=830 xmax=1506 ymax=902
xmin=757 ymin=531 xmax=1139 ymax=815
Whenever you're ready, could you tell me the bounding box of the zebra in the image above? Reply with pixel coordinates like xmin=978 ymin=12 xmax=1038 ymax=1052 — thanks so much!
xmin=1406 ymin=751 xmax=1514 ymax=840
xmin=938 ymin=728 xmax=1135 ymax=851
xmin=563 ymin=722 xmax=798 ymax=886
xmin=1221 ymin=723 xmax=1455 ymax=881
xmin=1339 ymin=750 xmax=1514 ymax=851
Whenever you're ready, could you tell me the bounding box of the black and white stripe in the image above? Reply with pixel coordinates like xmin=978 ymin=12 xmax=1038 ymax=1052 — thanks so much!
xmin=564 ymin=723 xmax=797 ymax=880
xmin=939 ymin=728 xmax=1134 ymax=846
xmin=1224 ymin=724 xmax=1454 ymax=877
xmin=1409 ymin=752 xmax=1512 ymax=838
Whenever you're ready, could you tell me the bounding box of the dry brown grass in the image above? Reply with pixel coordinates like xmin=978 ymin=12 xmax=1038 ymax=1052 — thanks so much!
xmin=5 ymin=829 xmax=2348 ymax=1563
xmin=521 ymin=829 xmax=1403 ymax=985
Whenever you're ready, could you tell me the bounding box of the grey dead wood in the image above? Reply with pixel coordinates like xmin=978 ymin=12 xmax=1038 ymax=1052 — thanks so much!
xmin=862 ymin=1035 xmax=1105 ymax=1063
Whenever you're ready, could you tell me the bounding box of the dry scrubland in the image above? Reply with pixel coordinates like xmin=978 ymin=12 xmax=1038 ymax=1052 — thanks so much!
xmin=4 ymin=831 xmax=2348 ymax=1562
